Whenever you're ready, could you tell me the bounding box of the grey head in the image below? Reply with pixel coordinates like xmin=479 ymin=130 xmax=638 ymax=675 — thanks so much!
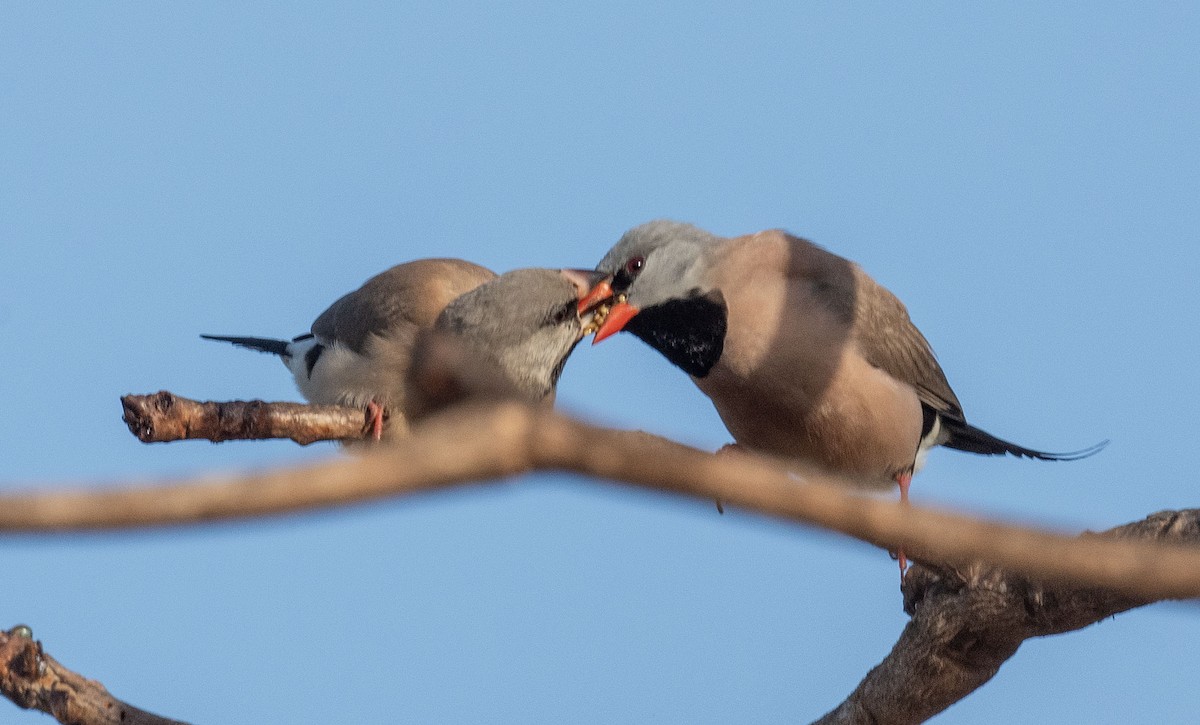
xmin=431 ymin=268 xmax=586 ymax=402
xmin=593 ymin=221 xmax=728 ymax=378
xmin=596 ymin=220 xmax=723 ymax=310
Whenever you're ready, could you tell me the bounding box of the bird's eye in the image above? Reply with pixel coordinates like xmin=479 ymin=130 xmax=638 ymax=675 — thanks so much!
xmin=612 ymin=255 xmax=646 ymax=292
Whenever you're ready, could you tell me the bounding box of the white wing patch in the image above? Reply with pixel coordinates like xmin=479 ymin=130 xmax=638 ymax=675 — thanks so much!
xmin=284 ymin=337 xmax=378 ymax=410
xmin=912 ymin=413 xmax=944 ymax=474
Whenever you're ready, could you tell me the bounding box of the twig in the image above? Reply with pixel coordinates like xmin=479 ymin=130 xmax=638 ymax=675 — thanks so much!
xmin=121 ymin=391 xmax=369 ymax=445
xmin=0 ymin=626 xmax=191 ymax=725
xmin=814 ymin=509 xmax=1199 ymax=724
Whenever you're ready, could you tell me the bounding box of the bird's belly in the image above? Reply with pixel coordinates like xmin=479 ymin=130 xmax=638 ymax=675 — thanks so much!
xmin=291 ymin=341 xmax=404 ymax=412
xmin=698 ymin=355 xmax=923 ymax=490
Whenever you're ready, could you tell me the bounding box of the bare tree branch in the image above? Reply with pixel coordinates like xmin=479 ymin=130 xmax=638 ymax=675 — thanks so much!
xmin=121 ymin=391 xmax=368 ymax=445
xmin=815 ymin=509 xmax=1199 ymax=724
xmin=0 ymin=626 xmax=191 ymax=725
xmin=4 ymin=393 xmax=1199 ymax=722
xmin=1 ymin=395 xmax=1198 ymax=603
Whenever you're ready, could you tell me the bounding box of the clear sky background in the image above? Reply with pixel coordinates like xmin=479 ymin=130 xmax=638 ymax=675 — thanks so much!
xmin=2 ymin=4 xmax=1197 ymax=723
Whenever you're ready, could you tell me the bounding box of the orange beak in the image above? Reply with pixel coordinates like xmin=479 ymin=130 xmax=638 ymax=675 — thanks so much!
xmin=560 ymin=269 xmax=616 ymax=315
xmin=575 ymin=276 xmax=614 ymax=315
xmin=592 ymin=300 xmax=640 ymax=344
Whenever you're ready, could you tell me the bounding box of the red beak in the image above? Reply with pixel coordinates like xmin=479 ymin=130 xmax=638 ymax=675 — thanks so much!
xmin=575 ymin=277 xmax=614 ymax=315
xmin=592 ymin=301 xmax=640 ymax=344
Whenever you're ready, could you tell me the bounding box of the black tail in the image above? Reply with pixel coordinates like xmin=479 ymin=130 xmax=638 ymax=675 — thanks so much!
xmin=200 ymin=334 xmax=291 ymax=357
xmin=942 ymin=418 xmax=1108 ymax=461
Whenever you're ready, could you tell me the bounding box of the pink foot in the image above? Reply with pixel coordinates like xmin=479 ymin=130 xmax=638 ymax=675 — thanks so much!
xmin=365 ymin=400 xmax=385 ymax=441
xmin=894 ymin=470 xmax=913 ymax=579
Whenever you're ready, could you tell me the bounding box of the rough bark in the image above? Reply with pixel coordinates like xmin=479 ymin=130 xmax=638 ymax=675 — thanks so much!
xmin=121 ymin=391 xmax=368 ymax=445
xmin=0 ymin=626 xmax=191 ymax=725
xmin=815 ymin=509 xmax=1199 ymax=724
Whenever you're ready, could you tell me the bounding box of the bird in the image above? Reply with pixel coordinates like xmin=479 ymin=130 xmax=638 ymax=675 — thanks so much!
xmin=202 ymin=258 xmax=497 ymax=440
xmin=405 ymin=267 xmax=607 ymax=420
xmin=580 ymin=220 xmax=1105 ymax=511
xmin=203 ymin=260 xmax=605 ymax=439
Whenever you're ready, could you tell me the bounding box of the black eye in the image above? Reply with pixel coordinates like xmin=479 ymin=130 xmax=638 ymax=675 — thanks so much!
xmin=625 ymin=256 xmax=645 ymax=276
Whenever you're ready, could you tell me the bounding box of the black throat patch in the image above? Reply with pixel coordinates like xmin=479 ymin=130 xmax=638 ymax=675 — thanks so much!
xmin=625 ymin=291 xmax=726 ymax=378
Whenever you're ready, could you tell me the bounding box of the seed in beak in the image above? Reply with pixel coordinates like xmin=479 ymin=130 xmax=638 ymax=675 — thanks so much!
xmin=581 ymin=301 xmax=613 ymax=335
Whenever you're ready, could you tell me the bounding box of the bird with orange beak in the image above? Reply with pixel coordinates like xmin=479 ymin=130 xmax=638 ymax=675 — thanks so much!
xmin=582 ymin=220 xmax=1103 ymax=514
xmin=205 ymin=262 xmax=607 ymax=441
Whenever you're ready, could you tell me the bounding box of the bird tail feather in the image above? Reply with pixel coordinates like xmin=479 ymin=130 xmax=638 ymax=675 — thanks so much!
xmin=942 ymin=419 xmax=1108 ymax=461
xmin=200 ymin=334 xmax=291 ymax=357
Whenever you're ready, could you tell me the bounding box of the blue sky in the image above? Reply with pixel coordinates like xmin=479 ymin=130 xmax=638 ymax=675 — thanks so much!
xmin=2 ymin=3 xmax=1198 ymax=723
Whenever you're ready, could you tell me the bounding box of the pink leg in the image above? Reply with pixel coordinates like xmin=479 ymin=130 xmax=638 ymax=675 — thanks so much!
xmin=366 ymin=400 xmax=385 ymax=441
xmin=895 ymin=471 xmax=912 ymax=577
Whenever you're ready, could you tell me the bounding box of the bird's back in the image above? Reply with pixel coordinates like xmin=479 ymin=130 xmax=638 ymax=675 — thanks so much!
xmin=296 ymin=258 xmax=496 ymax=430
xmin=312 ymin=258 xmax=497 ymax=353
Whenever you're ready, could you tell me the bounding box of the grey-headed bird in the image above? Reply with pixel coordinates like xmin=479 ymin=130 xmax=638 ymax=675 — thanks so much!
xmin=581 ymin=221 xmax=1104 ymax=506
xmin=203 ymin=258 xmax=496 ymax=439
xmin=204 ymin=261 xmax=604 ymax=438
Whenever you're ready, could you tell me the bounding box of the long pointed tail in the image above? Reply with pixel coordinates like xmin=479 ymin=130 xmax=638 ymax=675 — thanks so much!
xmin=200 ymin=334 xmax=291 ymax=357
xmin=942 ymin=418 xmax=1108 ymax=461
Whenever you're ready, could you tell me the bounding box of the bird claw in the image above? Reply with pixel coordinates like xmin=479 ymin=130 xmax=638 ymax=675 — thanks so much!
xmin=365 ymin=400 xmax=385 ymax=441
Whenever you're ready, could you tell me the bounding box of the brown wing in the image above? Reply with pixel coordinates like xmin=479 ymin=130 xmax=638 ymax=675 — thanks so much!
xmin=849 ymin=267 xmax=964 ymax=420
xmin=312 ymin=259 xmax=495 ymax=354
xmin=773 ymin=230 xmax=964 ymax=421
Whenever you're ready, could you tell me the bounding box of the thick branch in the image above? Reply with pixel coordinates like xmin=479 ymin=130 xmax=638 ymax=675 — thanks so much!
xmin=1 ymin=396 xmax=1198 ymax=603
xmin=0 ymin=626 xmax=190 ymax=725
xmin=121 ymin=391 xmax=369 ymax=445
xmin=815 ymin=509 xmax=1200 ymax=724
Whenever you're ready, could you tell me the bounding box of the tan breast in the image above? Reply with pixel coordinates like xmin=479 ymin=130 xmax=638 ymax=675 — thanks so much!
xmin=695 ymin=232 xmax=924 ymax=489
